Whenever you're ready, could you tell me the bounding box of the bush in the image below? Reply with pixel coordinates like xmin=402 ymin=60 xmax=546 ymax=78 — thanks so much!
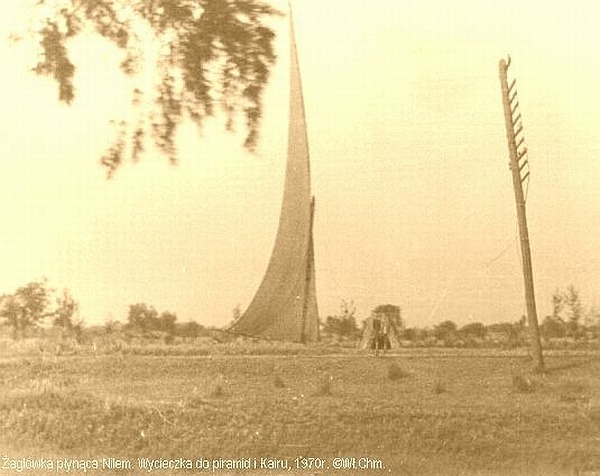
xmin=314 ymin=376 xmax=334 ymax=396
xmin=210 ymin=374 xmax=227 ymax=398
xmin=512 ymin=374 xmax=535 ymax=393
xmin=433 ymin=380 xmax=447 ymax=394
xmin=388 ymin=363 xmax=409 ymax=381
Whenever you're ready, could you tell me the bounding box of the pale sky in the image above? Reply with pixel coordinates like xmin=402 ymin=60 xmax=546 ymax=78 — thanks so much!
xmin=1 ymin=0 xmax=599 ymax=328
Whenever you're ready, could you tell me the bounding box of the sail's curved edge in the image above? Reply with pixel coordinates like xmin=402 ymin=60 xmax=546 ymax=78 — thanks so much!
xmin=228 ymin=7 xmax=319 ymax=343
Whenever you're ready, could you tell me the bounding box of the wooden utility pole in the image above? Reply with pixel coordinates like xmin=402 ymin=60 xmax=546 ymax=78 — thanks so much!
xmin=498 ymin=56 xmax=545 ymax=373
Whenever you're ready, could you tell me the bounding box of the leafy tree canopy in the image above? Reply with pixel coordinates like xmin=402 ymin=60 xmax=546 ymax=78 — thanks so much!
xmin=127 ymin=302 xmax=178 ymax=333
xmin=434 ymin=320 xmax=457 ymax=340
xmin=373 ymin=304 xmax=402 ymax=328
xmin=459 ymin=322 xmax=486 ymax=338
xmin=22 ymin=0 xmax=279 ymax=176
xmin=540 ymin=315 xmax=566 ymax=340
xmin=0 ymin=279 xmax=52 ymax=338
xmin=322 ymin=300 xmax=360 ymax=339
xmin=54 ymin=288 xmax=80 ymax=330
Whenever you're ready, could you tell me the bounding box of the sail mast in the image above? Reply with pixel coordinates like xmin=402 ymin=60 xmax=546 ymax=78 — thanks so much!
xmin=300 ymin=198 xmax=317 ymax=343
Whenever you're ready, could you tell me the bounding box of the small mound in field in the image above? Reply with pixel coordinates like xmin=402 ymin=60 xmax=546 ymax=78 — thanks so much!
xmin=210 ymin=383 xmax=226 ymax=398
xmin=587 ymin=404 xmax=600 ymax=422
xmin=433 ymin=380 xmax=447 ymax=394
xmin=314 ymin=376 xmax=334 ymax=396
xmin=273 ymin=375 xmax=285 ymax=388
xmin=208 ymin=374 xmax=228 ymax=398
xmin=512 ymin=374 xmax=535 ymax=393
xmin=387 ymin=363 xmax=409 ymax=381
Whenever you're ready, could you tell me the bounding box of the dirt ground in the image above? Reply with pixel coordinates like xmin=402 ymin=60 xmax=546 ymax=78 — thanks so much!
xmin=1 ymin=349 xmax=599 ymax=475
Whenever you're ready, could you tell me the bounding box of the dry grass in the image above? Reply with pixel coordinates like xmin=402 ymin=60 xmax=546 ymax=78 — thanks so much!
xmin=557 ymin=379 xmax=591 ymax=404
xmin=0 ymin=335 xmax=363 ymax=360
xmin=0 ymin=349 xmax=599 ymax=475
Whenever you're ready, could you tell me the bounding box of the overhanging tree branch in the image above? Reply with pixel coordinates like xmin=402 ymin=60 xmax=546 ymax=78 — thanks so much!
xmin=25 ymin=0 xmax=280 ymax=177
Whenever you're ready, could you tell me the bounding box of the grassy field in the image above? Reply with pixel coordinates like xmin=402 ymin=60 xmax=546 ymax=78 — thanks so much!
xmin=1 ymin=347 xmax=599 ymax=476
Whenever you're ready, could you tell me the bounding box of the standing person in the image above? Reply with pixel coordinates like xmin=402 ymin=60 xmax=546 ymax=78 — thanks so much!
xmin=380 ymin=316 xmax=390 ymax=354
xmin=371 ymin=312 xmax=382 ymax=356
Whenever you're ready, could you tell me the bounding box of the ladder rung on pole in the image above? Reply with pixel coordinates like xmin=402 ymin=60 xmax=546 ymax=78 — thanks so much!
xmin=514 ymin=124 xmax=523 ymax=136
xmin=519 ymin=159 xmax=528 ymax=172
xmin=518 ymin=147 xmax=528 ymax=160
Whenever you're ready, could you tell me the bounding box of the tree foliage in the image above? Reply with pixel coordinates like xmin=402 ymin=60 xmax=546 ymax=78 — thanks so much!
xmin=228 ymin=303 xmax=242 ymax=327
xmin=26 ymin=0 xmax=280 ymax=176
xmin=402 ymin=327 xmax=418 ymax=342
xmin=322 ymin=300 xmax=360 ymax=339
xmin=564 ymin=285 xmax=583 ymax=337
xmin=459 ymin=322 xmax=487 ymax=338
xmin=127 ymin=302 xmax=178 ymax=333
xmin=540 ymin=315 xmax=566 ymax=340
xmin=373 ymin=304 xmax=402 ymax=329
xmin=127 ymin=302 xmax=158 ymax=331
xmin=160 ymin=310 xmax=178 ymax=334
xmin=174 ymin=320 xmax=205 ymax=338
xmin=54 ymin=288 xmax=80 ymax=331
xmin=0 ymin=280 xmax=52 ymax=338
xmin=550 ymin=285 xmax=585 ymax=339
xmin=434 ymin=320 xmax=457 ymax=341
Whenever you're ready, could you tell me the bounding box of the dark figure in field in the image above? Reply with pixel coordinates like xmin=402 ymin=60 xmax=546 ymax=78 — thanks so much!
xmin=371 ymin=313 xmax=390 ymax=356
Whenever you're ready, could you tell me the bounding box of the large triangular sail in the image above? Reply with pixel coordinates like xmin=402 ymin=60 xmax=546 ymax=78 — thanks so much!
xmin=229 ymin=11 xmax=319 ymax=343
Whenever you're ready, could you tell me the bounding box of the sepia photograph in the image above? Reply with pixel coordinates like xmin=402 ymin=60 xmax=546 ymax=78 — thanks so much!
xmin=1 ymin=0 xmax=599 ymax=474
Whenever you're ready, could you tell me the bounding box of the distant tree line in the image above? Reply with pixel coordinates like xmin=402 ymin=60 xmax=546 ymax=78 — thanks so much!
xmin=0 ymin=279 xmax=81 ymax=340
xmin=322 ymin=302 xmax=404 ymax=341
xmin=0 ymin=279 xmax=207 ymax=341
xmin=539 ymin=286 xmax=600 ymax=341
xmin=322 ymin=300 xmax=361 ymax=339
xmin=2 ymin=280 xmax=600 ymax=347
xmin=322 ymin=286 xmax=600 ymax=348
xmin=122 ymin=302 xmax=209 ymax=341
